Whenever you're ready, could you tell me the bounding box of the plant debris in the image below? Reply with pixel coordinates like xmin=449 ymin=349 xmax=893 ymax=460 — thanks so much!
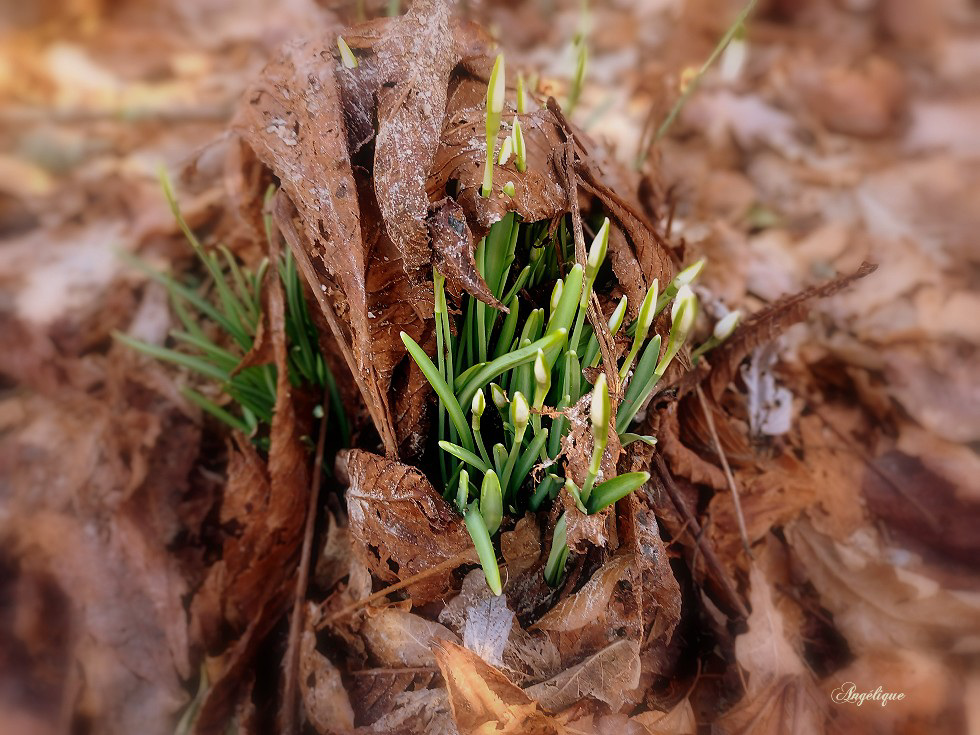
xmin=1 ymin=0 xmax=976 ymax=734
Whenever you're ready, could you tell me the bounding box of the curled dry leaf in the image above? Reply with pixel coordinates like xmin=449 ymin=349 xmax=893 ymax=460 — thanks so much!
xmin=433 ymin=641 xmax=561 ymax=735
xmin=344 ymin=449 xmax=473 ymax=604
xmin=372 ymin=0 xmax=457 ymax=277
xmin=190 ymin=251 xmax=311 ymax=733
xmin=428 ymin=196 xmax=505 ymax=308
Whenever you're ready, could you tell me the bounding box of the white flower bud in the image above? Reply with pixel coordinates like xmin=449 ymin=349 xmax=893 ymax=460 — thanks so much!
xmin=590 ymin=372 xmax=610 ymax=446
xmin=512 ymin=117 xmax=526 ymax=172
xmin=498 ymin=137 xmax=513 ymax=165
xmin=674 ymin=258 xmax=705 ymax=288
xmin=511 ymin=391 xmax=530 ymax=431
xmin=503 ymin=181 xmax=516 ymax=197
xmin=586 ymin=217 xmax=609 ymax=278
xmin=472 ymin=388 xmax=486 ymax=418
xmin=337 ymin=36 xmax=358 ymax=69
xmin=670 ymin=285 xmax=697 ymax=338
xmin=637 ymin=278 xmax=659 ymax=337
xmin=534 ymin=349 xmax=549 ymax=387
xmin=608 ymin=295 xmax=628 ymax=335
xmin=490 ymin=383 xmax=508 ymax=409
xmin=550 ymin=279 xmax=564 ymax=313
xmin=488 ymin=54 xmax=506 ymax=114
xmin=713 ymin=310 xmax=741 ymax=342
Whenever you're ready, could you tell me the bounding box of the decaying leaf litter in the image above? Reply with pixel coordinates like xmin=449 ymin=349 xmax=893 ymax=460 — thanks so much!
xmin=1 ymin=0 xmax=979 ymax=734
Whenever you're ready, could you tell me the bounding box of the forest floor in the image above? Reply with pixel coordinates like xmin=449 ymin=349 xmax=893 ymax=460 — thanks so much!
xmin=0 ymin=1 xmax=978 ymax=734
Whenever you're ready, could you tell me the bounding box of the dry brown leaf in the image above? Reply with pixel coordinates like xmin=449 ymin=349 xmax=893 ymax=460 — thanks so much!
xmin=433 ymin=641 xmax=561 ymax=735
xmin=372 ymin=0 xmax=457 ymax=277
xmin=526 ymin=639 xmax=641 ymax=714
xmin=344 ymin=449 xmax=472 ymax=604
xmin=785 ymin=518 xmax=980 ymax=654
xmin=658 ymin=404 xmax=727 ymax=491
xmin=233 ymin=38 xmax=367 ymax=373
xmin=500 ymin=514 xmax=542 ymax=579
xmin=361 ymin=607 xmax=460 ymax=668
xmin=192 ymin=252 xmax=311 ymax=733
xmin=534 ymin=554 xmax=643 ymax=666
xmin=300 ymin=605 xmax=355 ymax=735
xmin=428 ymin=196 xmax=505 ymax=308
xmin=714 ymin=565 xmax=827 ymax=735
xmin=707 ymin=262 xmax=878 ymax=402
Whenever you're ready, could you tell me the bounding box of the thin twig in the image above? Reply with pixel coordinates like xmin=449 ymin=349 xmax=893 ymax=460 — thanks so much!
xmin=696 ymin=385 xmax=752 ymax=556
xmin=316 ymin=549 xmax=479 ymax=629
xmin=278 ymin=393 xmax=329 ymax=735
xmin=636 ymin=0 xmax=758 ymax=167
xmin=653 ymin=453 xmax=749 ymax=619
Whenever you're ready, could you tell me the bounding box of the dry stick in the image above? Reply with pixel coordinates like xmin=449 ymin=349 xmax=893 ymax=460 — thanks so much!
xmin=316 ymin=549 xmax=480 ymax=629
xmin=696 ymin=385 xmax=752 ymax=556
xmin=653 ymin=453 xmax=749 ymax=619
xmin=278 ymin=395 xmax=330 ymax=735
xmin=636 ymin=0 xmax=759 ymax=167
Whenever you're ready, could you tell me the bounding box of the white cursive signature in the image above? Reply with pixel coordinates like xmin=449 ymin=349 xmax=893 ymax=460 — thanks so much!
xmin=831 ymin=682 xmax=906 ymax=707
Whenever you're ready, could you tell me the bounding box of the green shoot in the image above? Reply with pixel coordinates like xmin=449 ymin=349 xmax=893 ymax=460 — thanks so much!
xmin=403 ymin=190 xmax=704 ymax=591
xmin=482 ymin=54 xmax=506 ymax=197
xmin=118 ymin=177 xmax=346 ymax=449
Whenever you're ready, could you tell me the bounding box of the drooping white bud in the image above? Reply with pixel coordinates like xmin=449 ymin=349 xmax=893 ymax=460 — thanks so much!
xmin=490 ymin=383 xmax=508 ymax=409
xmin=713 ymin=309 xmax=741 ymax=342
xmin=674 ymin=258 xmax=705 ymax=288
xmin=671 ymin=285 xmax=697 ymax=338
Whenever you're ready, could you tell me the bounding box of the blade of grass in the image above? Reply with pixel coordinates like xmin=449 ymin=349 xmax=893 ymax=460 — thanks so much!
xmin=401 ymin=332 xmax=474 ymax=450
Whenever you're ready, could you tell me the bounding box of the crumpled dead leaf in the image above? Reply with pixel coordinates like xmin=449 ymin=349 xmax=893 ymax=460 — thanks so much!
xmin=344 ymin=449 xmax=472 ymax=604
xmin=527 ymin=639 xmax=641 ymax=714
xmin=433 ymin=640 xmax=561 ymax=735
xmin=190 ymin=248 xmax=311 ymax=733
xmin=714 ymin=565 xmax=828 ymax=734
xmin=372 ymin=0 xmax=457 ymax=278
xmin=362 ymin=606 xmax=460 ymax=668
xmin=300 ymin=604 xmax=355 ymax=735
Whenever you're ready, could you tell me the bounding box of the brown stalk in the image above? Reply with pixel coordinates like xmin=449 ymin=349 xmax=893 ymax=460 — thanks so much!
xmin=653 ymin=453 xmax=749 ymax=619
xmin=277 ymin=393 xmax=330 ymax=734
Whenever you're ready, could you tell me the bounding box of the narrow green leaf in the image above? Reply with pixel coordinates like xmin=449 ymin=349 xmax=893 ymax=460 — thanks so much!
xmin=586 ymin=472 xmax=650 ymax=514
xmin=464 ymin=502 xmax=502 ymax=595
xmin=402 ymin=332 xmax=474 ymax=450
